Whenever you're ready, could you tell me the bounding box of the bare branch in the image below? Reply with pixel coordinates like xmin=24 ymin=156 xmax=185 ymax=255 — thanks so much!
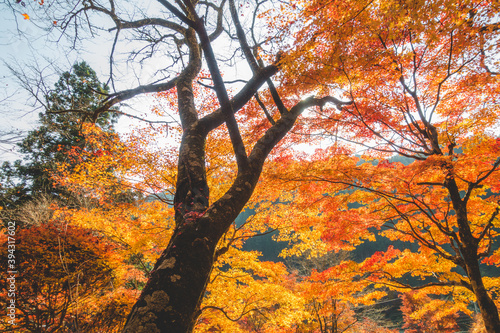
xmin=254 ymin=92 xmax=275 ymax=125
xmin=200 ymin=305 xmax=266 ymax=322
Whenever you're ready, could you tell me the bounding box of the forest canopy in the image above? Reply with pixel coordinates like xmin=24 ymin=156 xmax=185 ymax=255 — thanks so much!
xmin=1 ymin=0 xmax=499 ymax=332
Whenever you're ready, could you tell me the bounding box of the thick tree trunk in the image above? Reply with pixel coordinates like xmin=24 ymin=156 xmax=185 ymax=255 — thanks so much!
xmin=122 ymin=169 xmax=260 ymax=333
xmin=122 ymin=221 xmax=217 ymax=333
xmin=122 ymin=119 xmax=259 ymax=332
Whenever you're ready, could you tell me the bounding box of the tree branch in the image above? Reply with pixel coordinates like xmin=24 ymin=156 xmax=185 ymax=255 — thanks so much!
xmin=200 ymin=65 xmax=279 ymax=132
xmin=190 ymin=8 xmax=250 ymax=171
xmin=88 ymin=78 xmax=178 ymax=122
xmin=157 ymin=0 xmax=197 ymax=29
xmin=228 ymin=0 xmax=259 ymax=72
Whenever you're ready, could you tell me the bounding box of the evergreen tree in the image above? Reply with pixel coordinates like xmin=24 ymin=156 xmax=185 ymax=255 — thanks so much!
xmin=0 ymin=62 xmax=117 ymax=211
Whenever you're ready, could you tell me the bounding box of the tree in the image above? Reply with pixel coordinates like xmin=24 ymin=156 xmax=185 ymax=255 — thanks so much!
xmin=0 ymin=61 xmax=117 ymax=211
xmin=269 ymin=0 xmax=500 ymax=331
xmin=286 ymin=250 xmax=396 ymax=333
xmin=0 ymin=61 xmax=140 ymax=332
xmin=53 ymin=106 xmax=315 ymax=332
xmin=0 ymin=220 xmax=119 ymax=332
xmin=9 ymin=1 xmax=352 ymax=331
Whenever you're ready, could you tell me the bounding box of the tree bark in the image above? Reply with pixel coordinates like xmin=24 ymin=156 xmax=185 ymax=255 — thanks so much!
xmin=462 ymin=248 xmax=500 ymax=333
xmin=446 ymin=175 xmax=500 ymax=333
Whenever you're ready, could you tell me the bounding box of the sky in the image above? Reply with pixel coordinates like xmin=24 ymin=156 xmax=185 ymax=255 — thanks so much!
xmin=0 ymin=0 xmax=261 ymax=162
xmin=0 ymin=1 xmax=159 ymax=160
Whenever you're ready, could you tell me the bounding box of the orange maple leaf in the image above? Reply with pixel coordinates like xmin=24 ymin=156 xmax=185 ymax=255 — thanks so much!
xmin=22 ymin=13 xmax=30 ymax=20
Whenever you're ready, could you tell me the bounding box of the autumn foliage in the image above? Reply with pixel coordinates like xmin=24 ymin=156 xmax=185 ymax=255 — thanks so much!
xmin=400 ymin=291 xmax=460 ymax=333
xmin=3 ymin=0 xmax=500 ymax=332
xmin=0 ymin=220 xmax=131 ymax=332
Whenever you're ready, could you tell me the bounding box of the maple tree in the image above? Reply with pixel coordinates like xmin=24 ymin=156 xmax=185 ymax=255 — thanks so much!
xmin=10 ymin=0 xmax=352 ymax=331
xmin=399 ymin=291 xmax=459 ymax=332
xmin=52 ymin=94 xmax=311 ymax=333
xmin=285 ymin=250 xmax=397 ymax=333
xmin=266 ymin=0 xmax=500 ymax=332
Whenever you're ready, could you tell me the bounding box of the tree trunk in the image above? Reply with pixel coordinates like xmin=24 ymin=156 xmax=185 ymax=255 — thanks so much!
xmin=122 ymin=222 xmax=217 ymax=333
xmin=446 ymin=177 xmax=500 ymax=333
xmin=463 ymin=248 xmax=500 ymax=333
xmin=122 ymin=164 xmax=262 ymax=333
